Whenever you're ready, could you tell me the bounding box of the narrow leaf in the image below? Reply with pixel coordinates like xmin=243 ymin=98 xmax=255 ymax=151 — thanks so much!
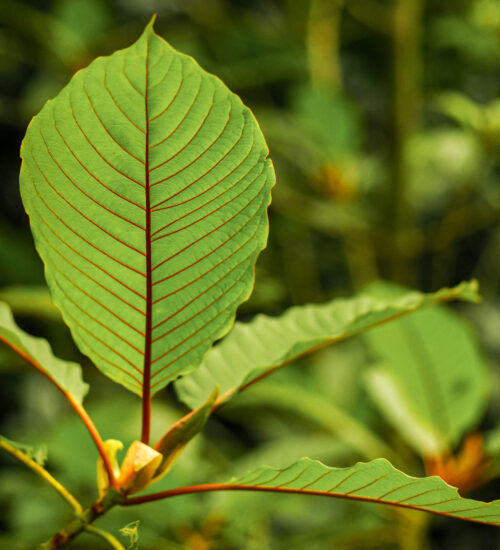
xmin=0 ymin=285 xmax=60 ymax=321
xmin=20 ymin=17 xmax=275 ymax=396
xmin=0 ymin=300 xmax=88 ymax=403
xmin=228 ymin=458 xmax=500 ymax=526
xmin=363 ymin=282 xmax=489 ymax=457
xmin=175 ymin=281 xmax=479 ymax=409
xmin=153 ymin=387 xmax=218 ymax=479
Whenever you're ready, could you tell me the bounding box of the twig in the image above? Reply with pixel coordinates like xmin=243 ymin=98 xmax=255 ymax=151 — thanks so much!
xmin=85 ymin=525 xmax=126 ymax=550
xmin=0 ymin=439 xmax=83 ymax=516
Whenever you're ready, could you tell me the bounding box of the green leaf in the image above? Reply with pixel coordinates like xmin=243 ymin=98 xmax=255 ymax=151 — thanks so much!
xmin=175 ymin=281 xmax=479 ymax=409
xmin=0 ymin=301 xmax=88 ymax=404
xmin=229 ymin=457 xmax=500 ymax=526
xmin=0 ymin=285 xmax=60 ymax=321
xmin=363 ymin=282 xmax=489 ymax=457
xmin=153 ymin=387 xmax=218 ymax=479
xmin=19 ymin=17 xmax=274 ymax=396
xmin=0 ymin=435 xmax=47 ymax=466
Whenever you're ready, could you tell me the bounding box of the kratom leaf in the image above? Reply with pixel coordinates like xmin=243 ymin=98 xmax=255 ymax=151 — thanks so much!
xmin=153 ymin=387 xmax=218 ymax=479
xmin=175 ymin=281 xmax=479 ymax=409
xmin=0 ymin=300 xmax=88 ymax=404
xmin=224 ymin=457 xmax=500 ymax=526
xmin=363 ymin=282 xmax=489 ymax=457
xmin=0 ymin=285 xmax=60 ymax=321
xmin=20 ymin=17 xmax=274 ymax=396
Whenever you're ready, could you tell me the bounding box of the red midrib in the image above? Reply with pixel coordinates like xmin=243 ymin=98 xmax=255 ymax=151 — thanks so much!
xmin=141 ymin=35 xmax=153 ymax=444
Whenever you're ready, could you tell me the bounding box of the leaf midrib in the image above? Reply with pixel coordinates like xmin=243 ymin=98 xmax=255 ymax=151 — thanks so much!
xmin=142 ymin=31 xmax=153 ymax=444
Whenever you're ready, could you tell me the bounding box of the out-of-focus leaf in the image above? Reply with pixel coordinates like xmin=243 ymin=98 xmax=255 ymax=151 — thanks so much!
xmin=291 ymin=85 xmax=361 ymax=163
xmin=407 ymin=129 xmax=483 ymax=210
xmin=176 ymin=281 xmax=479 ymax=409
xmin=363 ymin=282 xmax=489 ymax=457
xmin=223 ymin=381 xmax=395 ymax=462
xmin=0 ymin=286 xmax=60 ymax=321
xmin=0 ymin=301 xmax=88 ymax=404
xmin=227 ymin=457 xmax=500 ymax=526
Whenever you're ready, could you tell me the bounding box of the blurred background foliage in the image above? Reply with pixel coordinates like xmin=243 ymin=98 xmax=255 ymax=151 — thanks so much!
xmin=0 ymin=0 xmax=499 ymax=548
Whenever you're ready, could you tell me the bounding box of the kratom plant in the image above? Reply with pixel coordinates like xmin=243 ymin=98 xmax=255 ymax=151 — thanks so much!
xmin=1 ymin=16 xmax=498 ymax=549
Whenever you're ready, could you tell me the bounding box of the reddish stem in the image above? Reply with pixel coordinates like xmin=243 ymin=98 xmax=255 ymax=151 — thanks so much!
xmin=0 ymin=337 xmax=116 ymax=486
xmin=121 ymin=483 xmax=495 ymax=527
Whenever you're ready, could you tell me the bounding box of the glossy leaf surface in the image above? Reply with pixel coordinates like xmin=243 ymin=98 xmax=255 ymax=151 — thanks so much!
xmin=228 ymin=457 xmax=500 ymax=526
xmin=20 ymin=18 xmax=274 ymax=396
xmin=176 ymin=281 xmax=479 ymax=409
xmin=364 ymin=283 xmax=488 ymax=457
xmin=0 ymin=301 xmax=88 ymax=404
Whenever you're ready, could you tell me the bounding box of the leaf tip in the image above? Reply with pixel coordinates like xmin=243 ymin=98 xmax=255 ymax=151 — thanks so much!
xmin=145 ymin=13 xmax=157 ymax=33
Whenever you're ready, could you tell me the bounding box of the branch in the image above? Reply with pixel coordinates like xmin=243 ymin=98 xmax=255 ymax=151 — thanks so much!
xmin=121 ymin=482 xmax=500 ymax=527
xmin=1 ymin=336 xmax=116 ymax=487
xmin=37 ymin=489 xmax=123 ymax=549
xmin=0 ymin=439 xmax=83 ymax=516
xmin=85 ymin=525 xmax=126 ymax=550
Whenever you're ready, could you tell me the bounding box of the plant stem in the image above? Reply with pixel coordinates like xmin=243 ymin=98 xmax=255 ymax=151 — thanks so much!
xmin=388 ymin=0 xmax=423 ymax=282
xmin=85 ymin=525 xmax=126 ymax=550
xmin=0 ymin=337 xmax=117 ymax=486
xmin=0 ymin=439 xmax=83 ymax=516
xmin=307 ymin=0 xmax=343 ymax=90
xmin=37 ymin=489 xmax=123 ymax=550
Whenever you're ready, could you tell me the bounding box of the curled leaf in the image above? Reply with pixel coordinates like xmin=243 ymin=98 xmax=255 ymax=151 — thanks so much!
xmin=153 ymin=386 xmax=218 ymax=480
xmin=117 ymin=441 xmax=162 ymax=495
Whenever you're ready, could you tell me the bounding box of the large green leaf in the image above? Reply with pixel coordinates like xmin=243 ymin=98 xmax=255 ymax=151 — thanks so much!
xmin=363 ymin=282 xmax=489 ymax=457
xmin=19 ymin=18 xmax=274 ymax=396
xmin=0 ymin=301 xmax=87 ymax=404
xmin=175 ymin=281 xmax=479 ymax=409
xmin=225 ymin=457 xmax=500 ymax=526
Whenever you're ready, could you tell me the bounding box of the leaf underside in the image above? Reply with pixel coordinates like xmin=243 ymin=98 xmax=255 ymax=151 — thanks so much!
xmin=20 ymin=18 xmax=275 ymax=396
xmin=230 ymin=457 xmax=500 ymax=526
xmin=0 ymin=301 xmax=88 ymax=404
xmin=175 ymin=281 xmax=479 ymax=409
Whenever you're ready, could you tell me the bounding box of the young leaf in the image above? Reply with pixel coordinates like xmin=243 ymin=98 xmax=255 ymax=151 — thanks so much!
xmin=363 ymin=282 xmax=489 ymax=457
xmin=0 ymin=300 xmax=88 ymax=403
xmin=117 ymin=441 xmax=162 ymax=495
xmin=153 ymin=387 xmax=218 ymax=479
xmin=126 ymin=458 xmax=500 ymax=527
xmin=19 ymin=17 xmax=274 ymax=398
xmin=175 ymin=281 xmax=479 ymax=409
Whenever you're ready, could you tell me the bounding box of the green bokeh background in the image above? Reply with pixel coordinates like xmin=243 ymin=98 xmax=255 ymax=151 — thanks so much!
xmin=0 ymin=1 xmax=499 ymax=548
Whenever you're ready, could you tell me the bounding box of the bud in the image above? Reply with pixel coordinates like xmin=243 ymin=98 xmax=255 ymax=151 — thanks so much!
xmin=116 ymin=440 xmax=162 ymax=495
